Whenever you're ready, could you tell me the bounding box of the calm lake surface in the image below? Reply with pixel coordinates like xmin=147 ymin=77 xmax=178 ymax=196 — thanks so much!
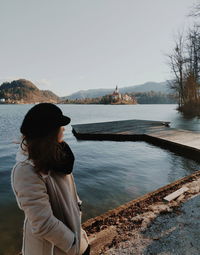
xmin=1 ymin=104 xmax=200 ymax=254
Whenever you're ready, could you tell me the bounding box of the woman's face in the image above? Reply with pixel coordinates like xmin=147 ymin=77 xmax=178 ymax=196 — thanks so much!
xmin=57 ymin=126 xmax=65 ymax=143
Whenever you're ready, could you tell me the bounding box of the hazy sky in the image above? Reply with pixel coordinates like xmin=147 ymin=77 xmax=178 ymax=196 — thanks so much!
xmin=0 ymin=0 xmax=196 ymax=96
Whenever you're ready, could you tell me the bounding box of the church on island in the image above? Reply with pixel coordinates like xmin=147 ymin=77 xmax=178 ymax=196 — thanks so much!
xmin=111 ymin=85 xmax=137 ymax=104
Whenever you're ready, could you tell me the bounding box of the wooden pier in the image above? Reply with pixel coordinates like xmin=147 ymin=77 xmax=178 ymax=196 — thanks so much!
xmin=72 ymin=119 xmax=200 ymax=161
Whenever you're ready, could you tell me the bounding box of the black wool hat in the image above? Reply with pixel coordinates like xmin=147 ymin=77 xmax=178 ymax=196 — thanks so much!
xmin=20 ymin=103 xmax=71 ymax=139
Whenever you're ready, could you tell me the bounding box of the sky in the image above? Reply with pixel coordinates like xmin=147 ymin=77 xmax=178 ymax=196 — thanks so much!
xmin=0 ymin=0 xmax=197 ymax=96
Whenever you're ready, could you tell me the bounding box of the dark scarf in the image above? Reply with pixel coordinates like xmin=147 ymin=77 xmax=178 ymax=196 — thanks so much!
xmin=49 ymin=141 xmax=75 ymax=175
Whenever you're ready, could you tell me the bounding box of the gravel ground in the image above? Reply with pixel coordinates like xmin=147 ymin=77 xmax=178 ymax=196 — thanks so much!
xmin=104 ymin=194 xmax=200 ymax=255
xmin=142 ymin=195 xmax=200 ymax=255
xmin=142 ymin=193 xmax=200 ymax=255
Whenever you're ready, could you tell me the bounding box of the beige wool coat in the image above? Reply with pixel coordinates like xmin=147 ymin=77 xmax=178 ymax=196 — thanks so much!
xmin=11 ymin=144 xmax=90 ymax=255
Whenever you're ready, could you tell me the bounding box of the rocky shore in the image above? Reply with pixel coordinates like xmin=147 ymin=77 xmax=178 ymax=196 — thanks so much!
xmin=82 ymin=170 xmax=200 ymax=255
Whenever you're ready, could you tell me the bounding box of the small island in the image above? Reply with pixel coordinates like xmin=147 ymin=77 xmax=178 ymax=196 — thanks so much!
xmin=102 ymin=85 xmax=137 ymax=105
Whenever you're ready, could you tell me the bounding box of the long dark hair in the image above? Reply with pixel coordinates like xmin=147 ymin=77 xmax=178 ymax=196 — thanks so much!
xmin=20 ymin=127 xmax=65 ymax=174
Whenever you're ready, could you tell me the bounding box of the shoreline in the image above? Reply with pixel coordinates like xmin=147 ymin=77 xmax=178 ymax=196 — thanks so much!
xmin=82 ymin=170 xmax=200 ymax=254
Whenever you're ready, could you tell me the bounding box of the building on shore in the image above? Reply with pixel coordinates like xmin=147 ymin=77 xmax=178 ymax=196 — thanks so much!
xmin=111 ymin=85 xmax=136 ymax=103
xmin=112 ymin=85 xmax=122 ymax=100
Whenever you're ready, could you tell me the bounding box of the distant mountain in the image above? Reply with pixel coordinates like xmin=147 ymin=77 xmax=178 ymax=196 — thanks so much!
xmin=62 ymin=81 xmax=172 ymax=100
xmin=0 ymin=79 xmax=60 ymax=104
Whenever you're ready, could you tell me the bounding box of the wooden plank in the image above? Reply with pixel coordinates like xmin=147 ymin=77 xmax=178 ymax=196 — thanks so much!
xmin=147 ymin=129 xmax=200 ymax=151
xmin=163 ymin=186 xmax=189 ymax=202
xmin=72 ymin=119 xmax=170 ymax=135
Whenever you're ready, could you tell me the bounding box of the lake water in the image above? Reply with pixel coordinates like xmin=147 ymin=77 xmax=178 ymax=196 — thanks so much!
xmin=1 ymin=104 xmax=200 ymax=254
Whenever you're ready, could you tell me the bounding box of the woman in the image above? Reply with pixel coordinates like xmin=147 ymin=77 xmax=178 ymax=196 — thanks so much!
xmin=11 ymin=103 xmax=91 ymax=255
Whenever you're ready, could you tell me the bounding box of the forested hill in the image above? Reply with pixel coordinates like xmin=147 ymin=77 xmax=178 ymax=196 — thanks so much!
xmin=0 ymin=79 xmax=59 ymax=104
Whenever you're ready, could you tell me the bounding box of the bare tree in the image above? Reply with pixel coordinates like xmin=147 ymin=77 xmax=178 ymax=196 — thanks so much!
xmin=166 ymin=31 xmax=186 ymax=107
xmin=184 ymin=24 xmax=200 ymax=101
xmin=188 ymin=1 xmax=200 ymax=17
xmin=165 ymin=1 xmax=200 ymax=114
